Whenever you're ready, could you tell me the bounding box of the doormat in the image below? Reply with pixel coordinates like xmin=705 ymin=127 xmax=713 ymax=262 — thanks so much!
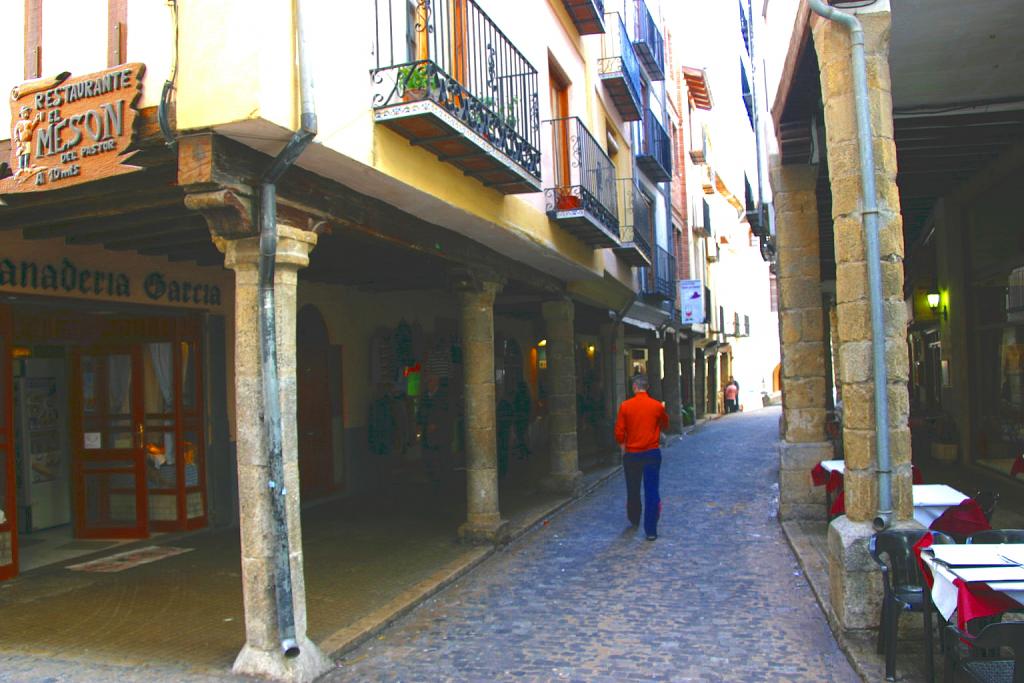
xmin=66 ymin=545 xmax=193 ymax=573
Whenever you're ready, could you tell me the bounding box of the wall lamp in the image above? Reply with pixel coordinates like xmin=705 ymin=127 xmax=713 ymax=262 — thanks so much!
xmin=927 ymin=291 xmax=947 ymax=321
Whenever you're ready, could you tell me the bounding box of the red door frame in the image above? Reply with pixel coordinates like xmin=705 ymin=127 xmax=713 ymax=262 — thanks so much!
xmin=0 ymin=305 xmax=17 ymax=580
xmin=70 ymin=345 xmax=148 ymax=539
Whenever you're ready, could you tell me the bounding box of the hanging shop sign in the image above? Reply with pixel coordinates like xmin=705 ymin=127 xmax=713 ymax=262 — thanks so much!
xmin=0 ymin=257 xmax=221 ymax=307
xmin=679 ymin=279 xmax=705 ymax=325
xmin=0 ymin=64 xmax=145 ymax=194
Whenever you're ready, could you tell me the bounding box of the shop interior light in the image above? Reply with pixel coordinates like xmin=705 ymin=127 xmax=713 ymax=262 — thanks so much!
xmin=537 ymin=339 xmax=547 ymax=347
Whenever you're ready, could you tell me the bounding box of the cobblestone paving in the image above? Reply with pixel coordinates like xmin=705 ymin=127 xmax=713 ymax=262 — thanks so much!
xmin=329 ymin=408 xmax=860 ymax=682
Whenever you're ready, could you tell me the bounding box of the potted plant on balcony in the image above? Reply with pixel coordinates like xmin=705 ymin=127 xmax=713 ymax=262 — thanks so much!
xmin=397 ymin=63 xmax=437 ymax=102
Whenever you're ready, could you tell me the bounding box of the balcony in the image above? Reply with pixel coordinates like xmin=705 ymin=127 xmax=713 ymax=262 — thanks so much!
xmin=636 ymin=110 xmax=672 ymax=183
xmin=371 ymin=0 xmax=541 ymax=194
xmin=613 ymin=178 xmax=652 ymax=267
xmin=744 ymin=174 xmax=769 ymax=237
xmin=561 ymin=0 xmax=606 ymax=35
xmin=544 ymin=118 xmax=619 ymax=247
xmin=631 ymin=0 xmax=664 ymax=81
xmin=598 ymin=13 xmax=643 ymax=122
xmin=640 ymin=245 xmax=676 ymax=301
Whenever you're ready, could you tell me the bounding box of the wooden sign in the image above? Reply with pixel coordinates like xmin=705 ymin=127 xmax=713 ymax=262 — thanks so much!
xmin=0 ymin=63 xmax=145 ymax=194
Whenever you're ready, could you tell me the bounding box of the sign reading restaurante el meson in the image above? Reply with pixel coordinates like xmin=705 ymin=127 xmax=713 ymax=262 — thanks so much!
xmin=0 ymin=63 xmax=145 ymax=194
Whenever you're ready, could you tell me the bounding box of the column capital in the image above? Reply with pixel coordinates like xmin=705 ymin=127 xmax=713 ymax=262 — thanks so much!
xmin=217 ymin=226 xmax=318 ymax=272
xmin=184 ymin=188 xmax=256 ymax=238
xmin=541 ymin=296 xmax=574 ymax=324
xmin=450 ymin=266 xmax=505 ymax=300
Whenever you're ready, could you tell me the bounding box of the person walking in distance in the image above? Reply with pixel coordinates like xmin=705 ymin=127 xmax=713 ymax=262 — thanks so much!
xmin=615 ymin=375 xmax=669 ymax=541
xmin=724 ymin=377 xmax=740 ymax=414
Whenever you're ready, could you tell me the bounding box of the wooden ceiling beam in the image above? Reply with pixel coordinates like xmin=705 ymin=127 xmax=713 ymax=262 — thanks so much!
xmin=60 ymin=211 xmax=199 ymax=245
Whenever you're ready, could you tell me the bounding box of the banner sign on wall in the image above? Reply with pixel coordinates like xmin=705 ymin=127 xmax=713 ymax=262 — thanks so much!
xmin=679 ymin=280 xmax=705 ymax=324
xmin=1 ymin=64 xmax=145 ymax=194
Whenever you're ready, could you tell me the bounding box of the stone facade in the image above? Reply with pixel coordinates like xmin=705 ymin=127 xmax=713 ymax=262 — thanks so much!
xmin=769 ymin=159 xmax=831 ymax=521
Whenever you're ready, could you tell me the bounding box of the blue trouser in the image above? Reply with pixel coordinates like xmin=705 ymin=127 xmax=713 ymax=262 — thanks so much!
xmin=623 ymin=448 xmax=662 ymax=537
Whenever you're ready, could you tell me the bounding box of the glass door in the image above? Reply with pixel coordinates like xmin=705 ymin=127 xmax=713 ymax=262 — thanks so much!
xmin=71 ymin=346 xmax=148 ymax=539
xmin=0 ymin=305 xmax=17 ymax=579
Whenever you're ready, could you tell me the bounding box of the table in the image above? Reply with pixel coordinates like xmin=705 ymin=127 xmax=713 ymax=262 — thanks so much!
xmin=920 ymin=544 xmax=1024 ymax=627
xmin=912 ymin=484 xmax=969 ymax=527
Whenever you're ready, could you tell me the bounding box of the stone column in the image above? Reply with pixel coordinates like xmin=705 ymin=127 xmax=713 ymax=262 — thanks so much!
xmin=694 ymin=349 xmax=706 ymax=419
xmin=455 ymin=271 xmax=508 ymax=543
xmin=541 ymin=298 xmax=582 ymax=495
xmin=220 ymin=226 xmax=330 ymax=682
xmin=600 ymin=321 xmax=627 ymax=460
xmin=769 ymin=158 xmax=832 ymax=522
xmin=813 ymin=8 xmax=914 ymax=634
xmin=645 ymin=331 xmax=663 ymax=400
xmin=662 ymin=333 xmax=683 ymax=433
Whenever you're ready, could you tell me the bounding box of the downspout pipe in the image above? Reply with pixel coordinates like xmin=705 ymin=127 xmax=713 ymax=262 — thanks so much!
xmin=258 ymin=0 xmax=317 ymax=658
xmin=806 ymin=0 xmax=893 ymax=531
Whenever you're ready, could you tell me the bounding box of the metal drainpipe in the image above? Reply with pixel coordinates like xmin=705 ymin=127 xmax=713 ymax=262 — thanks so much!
xmin=806 ymin=0 xmax=892 ymax=531
xmin=258 ymin=0 xmax=317 ymax=658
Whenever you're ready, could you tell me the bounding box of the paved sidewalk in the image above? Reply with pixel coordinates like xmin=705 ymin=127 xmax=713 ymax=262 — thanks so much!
xmin=328 ymin=407 xmax=858 ymax=682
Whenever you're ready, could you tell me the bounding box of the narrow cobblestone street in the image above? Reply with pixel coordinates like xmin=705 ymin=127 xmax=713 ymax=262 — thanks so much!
xmin=328 ymin=407 xmax=859 ymax=682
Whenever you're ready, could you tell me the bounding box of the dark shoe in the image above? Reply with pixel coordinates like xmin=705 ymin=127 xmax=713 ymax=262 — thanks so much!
xmin=646 ymin=534 xmax=657 ymax=541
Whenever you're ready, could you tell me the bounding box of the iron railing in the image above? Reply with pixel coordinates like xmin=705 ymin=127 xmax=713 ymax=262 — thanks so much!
xmin=598 ymin=13 xmax=642 ymax=110
xmin=371 ymin=0 xmax=541 ymax=180
xmin=636 ymin=109 xmax=672 ymax=180
xmin=631 ymin=0 xmax=664 ymax=80
xmin=617 ymin=177 xmax=652 ymax=261
xmin=641 ymin=245 xmax=676 ymax=300
xmin=544 ymin=117 xmax=619 ymax=232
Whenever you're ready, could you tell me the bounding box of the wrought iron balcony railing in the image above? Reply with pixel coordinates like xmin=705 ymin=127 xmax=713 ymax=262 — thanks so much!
xmin=640 ymin=245 xmax=676 ymax=301
xmin=371 ymin=0 xmax=542 ymax=193
xmin=544 ymin=117 xmax=619 ymax=247
xmin=598 ymin=13 xmax=642 ymax=122
xmin=631 ymin=0 xmax=664 ymax=81
xmin=561 ymin=0 xmax=606 ymax=35
xmin=613 ymin=177 xmax=652 ymax=267
xmin=635 ymin=109 xmax=672 ymax=182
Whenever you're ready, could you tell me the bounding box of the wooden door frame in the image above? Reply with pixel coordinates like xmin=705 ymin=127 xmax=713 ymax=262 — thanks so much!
xmin=70 ymin=345 xmax=148 ymax=539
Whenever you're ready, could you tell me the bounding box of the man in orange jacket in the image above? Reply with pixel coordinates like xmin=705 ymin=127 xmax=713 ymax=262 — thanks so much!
xmin=614 ymin=375 xmax=669 ymax=540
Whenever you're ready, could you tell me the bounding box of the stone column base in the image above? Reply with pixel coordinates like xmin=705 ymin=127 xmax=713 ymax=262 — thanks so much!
xmin=778 ymin=441 xmax=833 ymax=521
xmin=233 ymin=636 xmax=331 ymax=683
xmin=541 ymin=471 xmax=583 ymax=497
xmin=827 ymin=516 xmax=924 ymax=634
xmin=458 ymin=518 xmax=510 ymax=545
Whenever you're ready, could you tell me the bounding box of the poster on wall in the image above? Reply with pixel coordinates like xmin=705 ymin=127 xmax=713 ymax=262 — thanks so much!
xmin=679 ymin=280 xmax=705 ymax=325
xmin=17 ymin=378 xmax=62 ymax=484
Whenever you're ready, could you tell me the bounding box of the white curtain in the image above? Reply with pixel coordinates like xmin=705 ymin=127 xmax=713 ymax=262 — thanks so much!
xmin=148 ymin=343 xmax=175 ymax=463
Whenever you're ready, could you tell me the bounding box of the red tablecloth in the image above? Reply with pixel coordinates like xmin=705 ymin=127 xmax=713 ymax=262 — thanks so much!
xmin=912 ymin=531 xmax=935 ymax=588
xmin=817 ymin=465 xmax=923 ymax=516
xmin=928 ymin=498 xmax=991 ymax=538
xmin=952 ymin=578 xmax=1023 ymax=630
xmin=1012 ymin=454 xmax=1024 ymax=477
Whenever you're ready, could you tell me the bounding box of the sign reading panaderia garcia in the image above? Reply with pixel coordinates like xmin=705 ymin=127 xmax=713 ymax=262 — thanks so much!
xmin=0 ymin=63 xmax=144 ymax=194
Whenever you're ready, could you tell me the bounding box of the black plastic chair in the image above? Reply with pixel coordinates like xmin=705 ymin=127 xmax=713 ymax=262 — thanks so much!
xmin=943 ymin=621 xmax=1024 ymax=683
xmin=870 ymin=529 xmax=956 ymax=682
xmin=966 ymin=529 xmax=1024 ymax=545
xmin=973 ymin=491 xmax=1000 ymax=525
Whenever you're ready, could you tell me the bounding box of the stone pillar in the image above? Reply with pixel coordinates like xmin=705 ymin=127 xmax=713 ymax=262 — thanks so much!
xmin=541 ymin=298 xmax=582 ymax=495
xmin=813 ymin=8 xmax=915 ymax=634
xmin=645 ymin=331 xmax=663 ymax=400
xmin=769 ymin=158 xmax=832 ymax=522
xmin=220 ymin=227 xmax=330 ymax=682
xmin=600 ymin=321 xmax=627 ymax=460
xmin=663 ymin=333 xmax=683 ymax=433
xmin=455 ymin=272 xmax=508 ymax=543
xmin=694 ymin=349 xmax=706 ymax=418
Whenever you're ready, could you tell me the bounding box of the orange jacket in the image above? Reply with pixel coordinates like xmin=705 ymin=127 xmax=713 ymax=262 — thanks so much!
xmin=615 ymin=391 xmax=669 ymax=453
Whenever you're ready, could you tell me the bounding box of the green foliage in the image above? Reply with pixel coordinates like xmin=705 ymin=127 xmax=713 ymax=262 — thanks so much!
xmin=397 ymin=64 xmax=438 ymax=94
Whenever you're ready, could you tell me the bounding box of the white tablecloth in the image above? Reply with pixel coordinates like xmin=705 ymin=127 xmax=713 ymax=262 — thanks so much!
xmin=821 ymin=460 xmax=844 ymax=474
xmin=912 ymin=484 xmax=969 ymax=527
xmin=921 ymin=547 xmax=1024 ymax=622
